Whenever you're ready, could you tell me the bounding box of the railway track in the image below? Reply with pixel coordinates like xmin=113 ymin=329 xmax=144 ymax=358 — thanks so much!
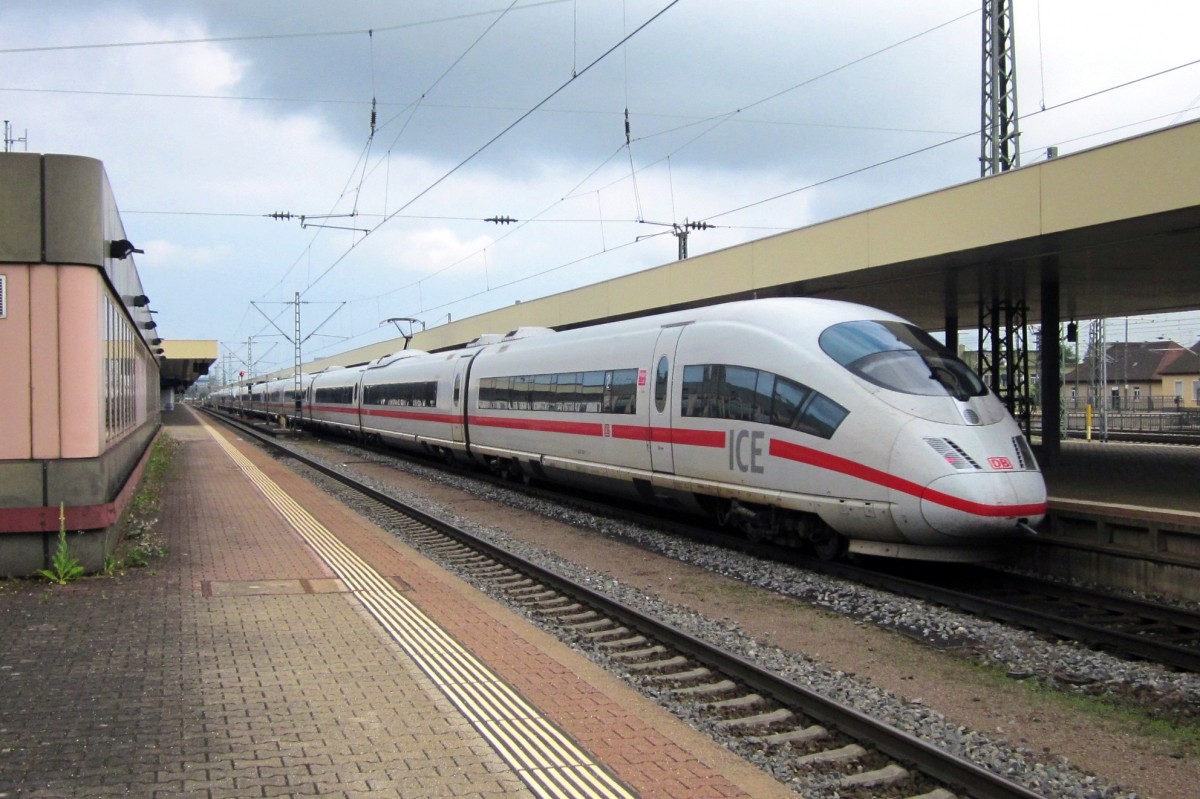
xmin=816 ymin=560 xmax=1200 ymax=674
xmin=217 ymin=409 xmax=1200 ymax=674
xmin=208 ymin=410 xmax=1050 ymax=799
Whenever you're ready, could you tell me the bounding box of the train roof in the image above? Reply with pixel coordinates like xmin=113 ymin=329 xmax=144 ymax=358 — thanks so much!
xmin=502 ymin=297 xmax=908 ymax=347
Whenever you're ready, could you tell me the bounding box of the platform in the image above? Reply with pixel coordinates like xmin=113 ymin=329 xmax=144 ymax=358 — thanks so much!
xmin=1041 ymin=439 xmax=1200 ymax=514
xmin=0 ymin=407 xmax=793 ymax=799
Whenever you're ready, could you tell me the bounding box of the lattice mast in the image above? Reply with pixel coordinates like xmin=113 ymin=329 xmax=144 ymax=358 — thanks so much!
xmin=293 ymin=291 xmax=302 ymax=421
xmin=981 ymin=0 xmax=1020 ymax=175
xmin=976 ymin=0 xmax=1032 ymax=434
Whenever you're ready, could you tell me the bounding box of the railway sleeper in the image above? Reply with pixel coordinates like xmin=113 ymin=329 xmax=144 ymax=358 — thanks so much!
xmin=838 ymin=763 xmax=910 ymax=790
xmin=652 ymin=670 xmax=721 ymax=689
xmin=510 ymin=587 xmax=557 ymax=601
xmin=745 ymin=724 xmax=828 ymax=747
xmin=447 ymin=553 xmax=492 ymax=566
xmin=489 ymin=574 xmax=530 ymax=587
xmin=573 ymin=621 xmax=625 ymax=638
xmin=622 ymin=655 xmax=690 ymax=673
xmin=536 ymin=601 xmax=585 ymax=616
xmin=586 ymin=629 xmax=646 ymax=647
xmin=422 ymin=543 xmax=466 ymax=556
xmin=610 ymin=644 xmax=669 ymax=662
xmin=560 ymin=617 xmax=612 ymax=633
xmin=557 ymin=611 xmax=603 ymax=626
xmin=703 ymin=692 xmax=770 ymax=716
xmin=716 ymin=707 xmax=793 ymax=731
xmin=793 ymin=743 xmax=867 ymax=766
xmin=674 ymin=681 xmax=741 ymax=701
xmin=504 ymin=586 xmax=551 ymax=600
xmin=471 ymin=564 xmax=512 ymax=578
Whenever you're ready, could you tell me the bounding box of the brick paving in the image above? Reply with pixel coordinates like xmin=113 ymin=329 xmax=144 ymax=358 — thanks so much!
xmin=0 ymin=408 xmax=794 ymax=799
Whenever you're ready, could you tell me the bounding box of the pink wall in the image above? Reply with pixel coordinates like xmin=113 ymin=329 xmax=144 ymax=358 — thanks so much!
xmin=28 ymin=265 xmax=61 ymax=459
xmin=58 ymin=266 xmax=103 ymax=458
xmin=0 ymin=267 xmax=33 ymax=460
xmin=0 ymin=264 xmax=106 ymax=462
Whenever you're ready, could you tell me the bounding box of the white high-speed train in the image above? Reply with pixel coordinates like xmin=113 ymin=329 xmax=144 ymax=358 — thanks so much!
xmin=217 ymin=299 xmax=1047 ymax=561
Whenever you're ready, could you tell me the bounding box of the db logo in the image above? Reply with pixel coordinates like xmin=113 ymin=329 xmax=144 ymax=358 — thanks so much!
xmin=988 ymin=456 xmax=1014 ymax=470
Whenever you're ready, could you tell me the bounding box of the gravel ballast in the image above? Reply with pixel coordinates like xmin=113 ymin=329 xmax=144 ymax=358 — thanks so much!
xmin=281 ymin=436 xmax=1199 ymax=799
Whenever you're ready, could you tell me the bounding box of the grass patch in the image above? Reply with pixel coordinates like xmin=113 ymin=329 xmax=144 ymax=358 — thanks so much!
xmin=966 ymin=657 xmax=1200 ymax=753
xmin=110 ymin=434 xmax=182 ymax=572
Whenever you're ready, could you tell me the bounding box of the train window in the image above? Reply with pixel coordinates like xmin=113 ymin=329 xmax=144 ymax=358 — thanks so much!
xmin=364 ymin=381 xmax=438 ymax=407
xmin=794 ymin=393 xmax=849 ymax=439
xmin=753 ymin=371 xmax=775 ymax=424
xmin=532 ymin=373 xmax=557 ymax=411
xmin=552 ymin=371 xmax=576 ymax=410
xmin=679 ymin=364 xmax=847 ymax=439
xmin=511 ymin=375 xmax=534 ymax=410
xmin=771 ymin=377 xmax=810 ymax=427
xmin=481 ymin=370 xmax=637 ymax=414
xmin=604 ymin=369 xmax=638 ymax=414
xmin=315 ymin=386 xmax=353 ymax=404
xmin=724 ymin=366 xmax=757 ymax=421
xmin=580 ymin=371 xmax=605 ymax=413
xmin=654 ymin=356 xmax=669 ymax=413
xmin=820 ymin=320 xmax=986 ymax=400
xmin=681 ymin=365 xmax=706 ymax=417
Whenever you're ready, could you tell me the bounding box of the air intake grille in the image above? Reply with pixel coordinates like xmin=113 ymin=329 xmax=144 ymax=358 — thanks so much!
xmin=0 ymin=274 xmax=6 ymax=319
xmin=925 ymin=438 xmax=981 ymax=470
xmin=1012 ymin=435 xmax=1038 ymax=470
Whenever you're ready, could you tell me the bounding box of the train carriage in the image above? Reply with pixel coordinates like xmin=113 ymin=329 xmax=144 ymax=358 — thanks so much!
xmin=306 ymin=364 xmax=369 ymax=436
xmin=356 ymin=350 xmax=463 ymax=457
xmin=465 ymin=324 xmax=651 ymax=479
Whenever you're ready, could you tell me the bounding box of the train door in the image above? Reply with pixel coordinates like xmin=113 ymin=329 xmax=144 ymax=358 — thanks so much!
xmin=649 ymin=324 xmax=686 ymax=473
xmin=450 ymin=350 xmax=478 ymax=446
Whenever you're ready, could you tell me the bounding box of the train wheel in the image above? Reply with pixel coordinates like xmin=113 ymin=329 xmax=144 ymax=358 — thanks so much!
xmin=811 ymin=529 xmax=847 ymax=561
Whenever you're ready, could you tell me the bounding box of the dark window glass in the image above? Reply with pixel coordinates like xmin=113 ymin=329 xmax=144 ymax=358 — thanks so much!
xmin=679 ymin=363 xmax=847 ymax=439
xmin=511 ymin=375 xmax=533 ymax=410
xmin=771 ymin=377 xmax=810 ymax=427
xmin=315 ymin=385 xmax=354 ymax=404
xmin=819 ymin=320 xmax=986 ymax=400
xmin=580 ymin=371 xmax=605 ymax=412
xmin=654 ymin=356 xmax=669 ymax=413
xmin=479 ymin=369 xmax=637 ymax=414
xmin=532 ymin=373 xmax=556 ymax=411
xmin=363 ymin=381 xmax=438 ymax=407
xmin=604 ymin=369 xmax=638 ymax=414
xmin=724 ymin=366 xmax=758 ymax=421
xmin=795 ymin=393 xmax=849 ymax=438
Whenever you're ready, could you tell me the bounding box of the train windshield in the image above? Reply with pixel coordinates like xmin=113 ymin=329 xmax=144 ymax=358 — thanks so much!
xmin=819 ymin=320 xmax=986 ymax=401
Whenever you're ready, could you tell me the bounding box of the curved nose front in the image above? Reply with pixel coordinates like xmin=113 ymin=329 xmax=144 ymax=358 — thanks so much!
xmin=920 ymin=471 xmax=1047 ymax=538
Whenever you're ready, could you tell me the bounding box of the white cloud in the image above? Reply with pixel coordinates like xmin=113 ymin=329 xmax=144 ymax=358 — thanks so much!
xmin=4 ymin=0 xmax=1199 ymax=357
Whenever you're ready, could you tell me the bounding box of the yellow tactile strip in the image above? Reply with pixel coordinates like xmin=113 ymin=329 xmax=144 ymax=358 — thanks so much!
xmin=201 ymin=417 xmax=637 ymax=799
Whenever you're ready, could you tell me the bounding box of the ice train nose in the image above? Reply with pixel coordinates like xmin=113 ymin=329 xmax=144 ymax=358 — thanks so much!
xmin=919 ymin=471 xmax=1047 ymax=537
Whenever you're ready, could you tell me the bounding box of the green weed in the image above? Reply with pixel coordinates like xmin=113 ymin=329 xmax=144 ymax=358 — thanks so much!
xmin=36 ymin=504 xmax=85 ymax=585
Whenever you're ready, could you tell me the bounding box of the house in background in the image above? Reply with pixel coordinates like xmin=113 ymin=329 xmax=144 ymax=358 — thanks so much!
xmin=1063 ymin=341 xmax=1200 ymax=410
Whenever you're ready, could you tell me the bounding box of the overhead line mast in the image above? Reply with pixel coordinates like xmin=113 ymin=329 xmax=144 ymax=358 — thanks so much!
xmin=975 ymin=0 xmax=1032 ymax=439
xmin=980 ymin=0 xmax=1020 ymax=176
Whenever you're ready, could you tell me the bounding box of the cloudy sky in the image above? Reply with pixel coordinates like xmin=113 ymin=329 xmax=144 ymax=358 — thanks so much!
xmin=3 ymin=1 xmax=1199 ymax=374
